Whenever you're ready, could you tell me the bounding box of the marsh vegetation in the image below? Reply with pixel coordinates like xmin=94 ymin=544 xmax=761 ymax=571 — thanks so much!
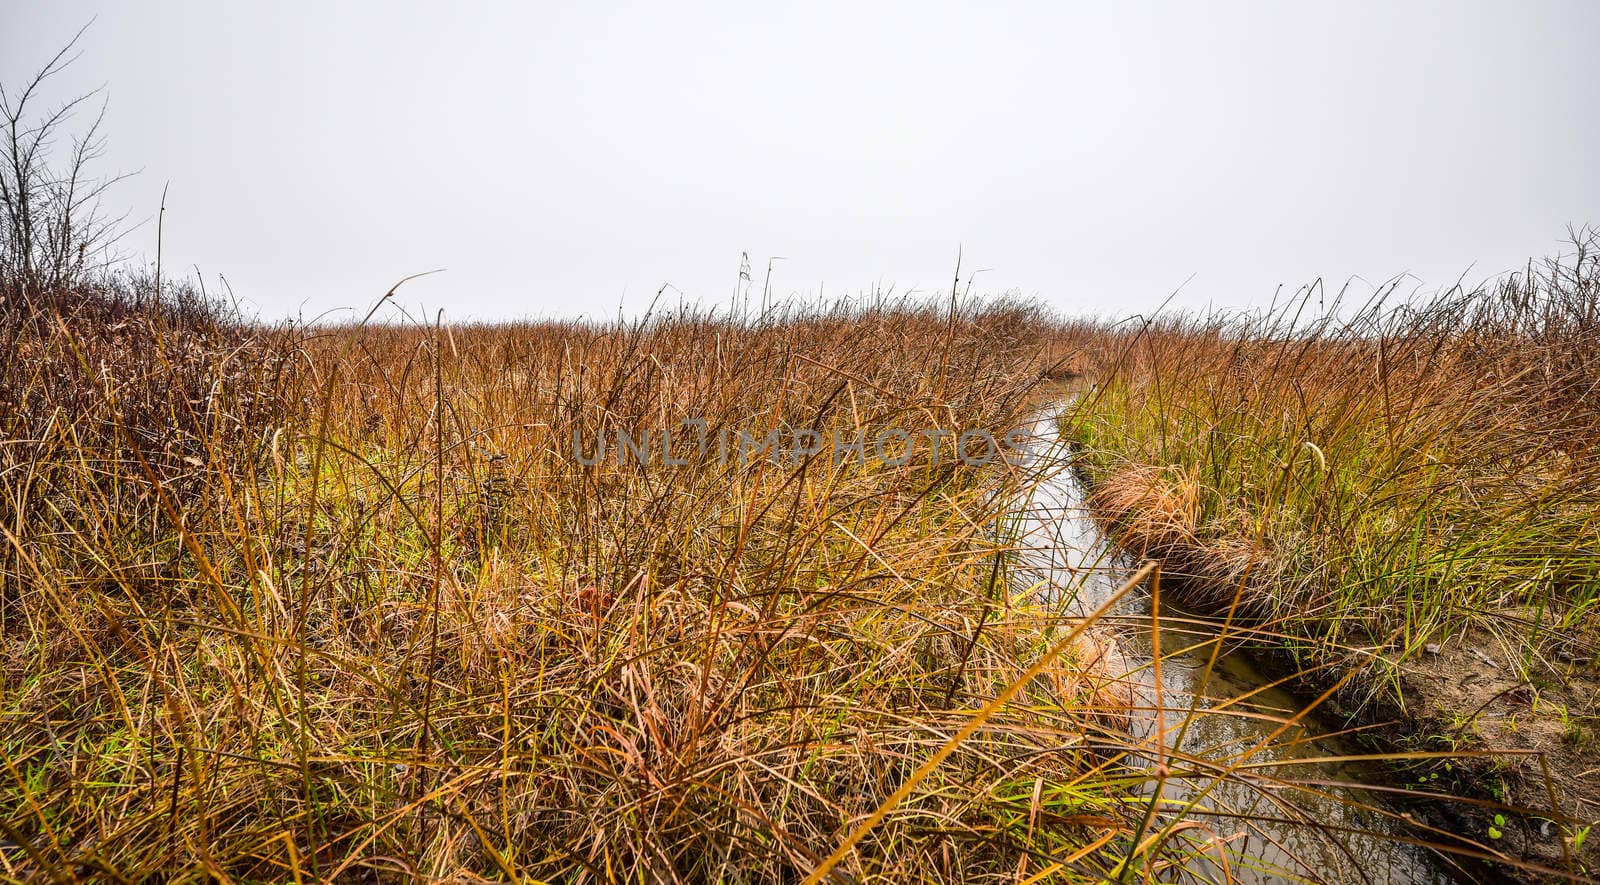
xmin=2 ymin=36 xmax=1597 ymax=883
xmin=3 ymin=255 xmax=1597 ymax=881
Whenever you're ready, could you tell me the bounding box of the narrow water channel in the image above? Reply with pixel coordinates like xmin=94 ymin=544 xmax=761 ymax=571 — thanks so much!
xmin=1009 ymin=397 xmax=1462 ymax=884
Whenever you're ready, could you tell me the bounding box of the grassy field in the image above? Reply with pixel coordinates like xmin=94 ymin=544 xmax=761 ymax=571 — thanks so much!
xmin=2 ymin=260 xmax=1597 ymax=882
xmin=0 ymin=283 xmax=1167 ymax=882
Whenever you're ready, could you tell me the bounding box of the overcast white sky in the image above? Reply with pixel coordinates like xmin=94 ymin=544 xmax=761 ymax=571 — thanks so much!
xmin=5 ymin=1 xmax=1597 ymax=321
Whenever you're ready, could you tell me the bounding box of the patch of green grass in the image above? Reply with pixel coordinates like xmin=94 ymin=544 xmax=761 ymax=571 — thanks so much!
xmin=1067 ymin=241 xmax=1600 ymax=656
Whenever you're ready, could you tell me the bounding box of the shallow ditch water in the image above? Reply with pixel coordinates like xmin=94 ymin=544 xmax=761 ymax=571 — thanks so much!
xmin=1008 ymin=397 xmax=1463 ymax=884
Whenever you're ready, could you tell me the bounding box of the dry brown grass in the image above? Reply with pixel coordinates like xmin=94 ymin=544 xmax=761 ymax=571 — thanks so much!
xmin=0 ymin=290 xmax=1176 ymax=882
xmin=9 ymin=269 xmax=1586 ymax=881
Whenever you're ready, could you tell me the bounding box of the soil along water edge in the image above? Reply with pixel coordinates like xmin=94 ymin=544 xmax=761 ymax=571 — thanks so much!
xmin=1008 ymin=393 xmax=1469 ymax=883
xmin=1056 ymin=240 xmax=1600 ymax=881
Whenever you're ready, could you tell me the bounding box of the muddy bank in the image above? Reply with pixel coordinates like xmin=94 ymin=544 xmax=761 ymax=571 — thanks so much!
xmin=1297 ymin=619 xmax=1599 ymax=880
xmin=1079 ymin=461 xmax=1600 ymax=882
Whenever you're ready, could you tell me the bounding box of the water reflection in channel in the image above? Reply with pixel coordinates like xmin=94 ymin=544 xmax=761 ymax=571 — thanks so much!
xmin=1005 ymin=399 xmax=1461 ymax=884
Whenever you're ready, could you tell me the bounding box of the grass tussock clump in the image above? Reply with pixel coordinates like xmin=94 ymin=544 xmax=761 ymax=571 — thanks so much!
xmin=1087 ymin=466 xmax=1292 ymax=615
xmin=0 ymin=291 xmax=1166 ymax=882
xmin=0 ymin=276 xmax=295 ymax=596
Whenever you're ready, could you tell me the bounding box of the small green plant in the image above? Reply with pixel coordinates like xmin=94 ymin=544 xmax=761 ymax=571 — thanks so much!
xmin=1445 ymin=711 xmax=1480 ymax=739
xmin=1555 ymin=704 xmax=1587 ymax=745
xmin=1489 ymin=813 xmax=1507 ymax=841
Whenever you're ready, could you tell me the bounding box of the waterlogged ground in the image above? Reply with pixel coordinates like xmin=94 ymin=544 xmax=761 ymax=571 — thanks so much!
xmin=1009 ymin=399 xmax=1467 ymax=883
